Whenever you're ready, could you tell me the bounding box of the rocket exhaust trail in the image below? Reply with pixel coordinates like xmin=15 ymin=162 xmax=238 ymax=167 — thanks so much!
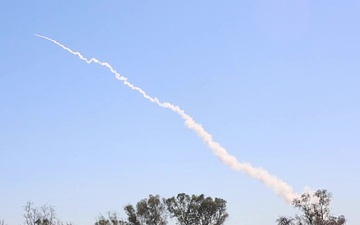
xmin=35 ymin=34 xmax=298 ymax=204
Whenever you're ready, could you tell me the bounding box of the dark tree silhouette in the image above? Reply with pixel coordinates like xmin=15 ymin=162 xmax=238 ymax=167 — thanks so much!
xmin=277 ymin=189 xmax=346 ymax=225
xmin=123 ymin=195 xmax=167 ymax=225
xmin=95 ymin=195 xmax=167 ymax=225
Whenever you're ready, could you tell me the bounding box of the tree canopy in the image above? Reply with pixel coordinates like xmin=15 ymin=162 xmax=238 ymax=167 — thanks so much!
xmin=95 ymin=193 xmax=228 ymax=225
xmin=124 ymin=195 xmax=167 ymax=225
xmin=1 ymin=190 xmax=347 ymax=225
xmin=277 ymin=189 xmax=346 ymax=225
xmin=165 ymin=193 xmax=228 ymax=225
xmin=23 ymin=202 xmax=72 ymax=225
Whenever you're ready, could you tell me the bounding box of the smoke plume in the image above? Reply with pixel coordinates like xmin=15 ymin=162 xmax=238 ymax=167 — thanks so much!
xmin=35 ymin=34 xmax=298 ymax=204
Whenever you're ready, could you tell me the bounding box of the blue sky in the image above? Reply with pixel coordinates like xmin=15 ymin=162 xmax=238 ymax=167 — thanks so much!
xmin=1 ymin=1 xmax=359 ymax=224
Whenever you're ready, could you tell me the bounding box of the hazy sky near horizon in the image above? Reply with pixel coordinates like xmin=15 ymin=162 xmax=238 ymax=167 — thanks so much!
xmin=1 ymin=1 xmax=359 ymax=224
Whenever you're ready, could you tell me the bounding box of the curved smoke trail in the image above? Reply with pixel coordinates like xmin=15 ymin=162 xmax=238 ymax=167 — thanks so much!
xmin=35 ymin=34 xmax=298 ymax=204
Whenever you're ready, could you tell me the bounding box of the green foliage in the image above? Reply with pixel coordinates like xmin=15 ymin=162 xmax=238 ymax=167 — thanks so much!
xmin=2 ymin=193 xmax=227 ymax=225
xmin=165 ymin=193 xmax=228 ymax=225
xmin=95 ymin=193 xmax=228 ymax=225
xmin=123 ymin=195 xmax=167 ymax=225
xmin=95 ymin=212 xmax=128 ymax=225
xmin=277 ymin=189 xmax=346 ymax=225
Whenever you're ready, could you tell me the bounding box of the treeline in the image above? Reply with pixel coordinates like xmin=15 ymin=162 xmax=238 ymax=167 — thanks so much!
xmin=95 ymin=193 xmax=228 ymax=225
xmin=1 ymin=193 xmax=228 ymax=225
xmin=1 ymin=189 xmax=347 ymax=225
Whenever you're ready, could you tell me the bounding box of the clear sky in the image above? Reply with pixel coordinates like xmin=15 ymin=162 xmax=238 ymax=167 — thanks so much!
xmin=1 ymin=1 xmax=359 ymax=224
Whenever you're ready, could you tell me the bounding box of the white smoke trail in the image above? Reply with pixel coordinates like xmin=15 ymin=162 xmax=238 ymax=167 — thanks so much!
xmin=35 ymin=34 xmax=298 ymax=204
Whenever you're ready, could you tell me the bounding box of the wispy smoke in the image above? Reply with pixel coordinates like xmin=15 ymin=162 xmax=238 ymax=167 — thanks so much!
xmin=35 ymin=34 xmax=298 ymax=204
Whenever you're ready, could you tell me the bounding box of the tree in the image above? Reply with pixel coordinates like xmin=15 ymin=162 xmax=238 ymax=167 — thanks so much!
xmin=276 ymin=189 xmax=346 ymax=225
xmin=123 ymin=195 xmax=167 ymax=225
xmin=0 ymin=220 xmax=7 ymax=225
xmin=95 ymin=212 xmax=128 ymax=225
xmin=23 ymin=202 xmax=72 ymax=225
xmin=165 ymin=193 xmax=228 ymax=225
